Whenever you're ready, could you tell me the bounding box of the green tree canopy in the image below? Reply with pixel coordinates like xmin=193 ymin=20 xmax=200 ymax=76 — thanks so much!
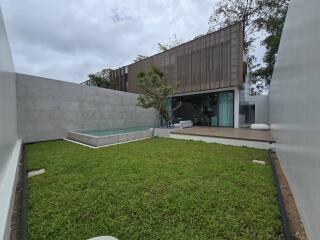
xmin=209 ymin=0 xmax=290 ymax=94
xmin=134 ymin=34 xmax=184 ymax=63
xmin=87 ymin=68 xmax=113 ymax=88
xmin=252 ymin=0 xmax=290 ymax=93
xmin=157 ymin=34 xmax=184 ymax=52
xmin=136 ymin=66 xmax=180 ymax=132
xmin=209 ymin=0 xmax=264 ymax=56
xmin=133 ymin=54 xmax=148 ymax=63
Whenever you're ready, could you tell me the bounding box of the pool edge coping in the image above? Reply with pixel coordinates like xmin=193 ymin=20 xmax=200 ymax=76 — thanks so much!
xmin=69 ymin=128 xmax=154 ymax=138
xmin=63 ymin=137 xmax=152 ymax=149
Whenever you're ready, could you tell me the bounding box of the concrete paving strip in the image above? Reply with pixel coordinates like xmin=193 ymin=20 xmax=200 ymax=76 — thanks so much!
xmin=27 ymin=169 xmax=45 ymax=178
xmin=252 ymin=160 xmax=266 ymax=165
xmin=87 ymin=237 xmax=118 ymax=240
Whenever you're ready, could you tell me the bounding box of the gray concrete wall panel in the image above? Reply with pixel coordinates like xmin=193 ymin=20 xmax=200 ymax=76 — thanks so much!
xmin=269 ymin=0 xmax=320 ymax=238
xmin=0 ymin=7 xmax=20 ymax=240
xmin=16 ymin=73 xmax=156 ymax=143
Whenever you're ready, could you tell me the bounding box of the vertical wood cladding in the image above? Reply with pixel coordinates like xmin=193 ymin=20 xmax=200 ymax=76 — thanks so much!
xmin=116 ymin=23 xmax=243 ymax=94
xmin=110 ymin=67 xmax=127 ymax=92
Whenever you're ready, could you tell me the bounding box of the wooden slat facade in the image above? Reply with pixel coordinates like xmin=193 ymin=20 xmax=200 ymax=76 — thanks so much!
xmin=111 ymin=23 xmax=244 ymax=94
xmin=110 ymin=66 xmax=127 ymax=92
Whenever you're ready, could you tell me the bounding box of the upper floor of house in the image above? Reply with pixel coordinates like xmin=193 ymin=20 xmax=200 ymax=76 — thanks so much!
xmin=108 ymin=22 xmax=246 ymax=94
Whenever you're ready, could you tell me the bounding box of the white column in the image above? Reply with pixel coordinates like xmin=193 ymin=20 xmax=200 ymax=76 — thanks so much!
xmin=234 ymin=88 xmax=240 ymax=128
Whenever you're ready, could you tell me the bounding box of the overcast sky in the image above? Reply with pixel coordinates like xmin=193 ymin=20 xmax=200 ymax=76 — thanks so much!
xmin=0 ymin=0 xmax=222 ymax=83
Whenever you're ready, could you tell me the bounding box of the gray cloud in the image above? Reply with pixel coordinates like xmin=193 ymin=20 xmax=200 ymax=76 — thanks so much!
xmin=0 ymin=0 xmax=217 ymax=83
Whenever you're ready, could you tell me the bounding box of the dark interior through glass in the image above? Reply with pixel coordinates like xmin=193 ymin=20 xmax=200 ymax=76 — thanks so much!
xmin=172 ymin=91 xmax=234 ymax=127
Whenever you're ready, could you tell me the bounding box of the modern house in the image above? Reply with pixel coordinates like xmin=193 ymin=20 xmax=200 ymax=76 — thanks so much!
xmin=109 ymin=23 xmax=263 ymax=128
xmin=1 ymin=0 xmax=320 ymax=239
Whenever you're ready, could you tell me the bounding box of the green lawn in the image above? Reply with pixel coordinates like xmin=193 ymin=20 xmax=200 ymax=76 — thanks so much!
xmin=27 ymin=138 xmax=282 ymax=240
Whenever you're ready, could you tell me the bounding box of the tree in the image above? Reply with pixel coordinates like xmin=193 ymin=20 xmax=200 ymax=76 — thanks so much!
xmin=209 ymin=0 xmax=290 ymax=94
xmin=209 ymin=0 xmax=264 ymax=56
xmin=252 ymin=0 xmax=290 ymax=93
xmin=136 ymin=66 xmax=181 ymax=136
xmin=208 ymin=0 xmax=264 ymax=93
xmin=134 ymin=34 xmax=184 ymax=64
xmin=87 ymin=68 xmax=113 ymax=88
xmin=133 ymin=54 xmax=148 ymax=63
xmin=193 ymin=34 xmax=206 ymax=40
xmin=157 ymin=34 xmax=184 ymax=52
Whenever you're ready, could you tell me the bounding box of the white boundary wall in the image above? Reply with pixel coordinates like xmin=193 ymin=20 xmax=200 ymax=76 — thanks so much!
xmin=0 ymin=7 xmax=21 ymax=240
xmin=269 ymin=0 xmax=320 ymax=239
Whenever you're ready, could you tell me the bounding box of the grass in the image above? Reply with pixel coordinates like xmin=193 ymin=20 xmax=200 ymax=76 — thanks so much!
xmin=27 ymin=138 xmax=282 ymax=240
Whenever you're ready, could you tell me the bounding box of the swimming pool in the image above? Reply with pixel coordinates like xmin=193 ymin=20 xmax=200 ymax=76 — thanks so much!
xmin=67 ymin=126 xmax=153 ymax=147
xmin=81 ymin=126 xmax=153 ymax=137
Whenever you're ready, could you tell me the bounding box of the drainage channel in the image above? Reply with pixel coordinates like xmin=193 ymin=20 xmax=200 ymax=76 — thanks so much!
xmin=21 ymin=145 xmax=27 ymax=240
xmin=268 ymin=149 xmax=293 ymax=240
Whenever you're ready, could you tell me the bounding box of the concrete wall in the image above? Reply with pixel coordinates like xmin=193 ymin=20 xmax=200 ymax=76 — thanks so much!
xmin=16 ymin=73 xmax=157 ymax=143
xmin=0 ymin=7 xmax=21 ymax=240
xmin=254 ymin=95 xmax=269 ymax=124
xmin=269 ymin=0 xmax=320 ymax=239
xmin=240 ymin=81 xmax=269 ymax=125
xmin=0 ymin=9 xmax=17 ymax=146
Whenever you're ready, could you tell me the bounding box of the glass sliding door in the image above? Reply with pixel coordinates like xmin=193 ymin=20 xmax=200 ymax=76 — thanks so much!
xmin=211 ymin=94 xmax=219 ymax=127
xmin=172 ymin=90 xmax=234 ymax=127
xmin=218 ymin=91 xmax=234 ymax=127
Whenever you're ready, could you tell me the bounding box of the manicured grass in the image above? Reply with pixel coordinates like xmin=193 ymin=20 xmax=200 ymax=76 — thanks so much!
xmin=27 ymin=138 xmax=282 ymax=240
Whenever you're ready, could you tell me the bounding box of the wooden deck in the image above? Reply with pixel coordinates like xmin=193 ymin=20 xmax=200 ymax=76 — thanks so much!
xmin=173 ymin=127 xmax=275 ymax=143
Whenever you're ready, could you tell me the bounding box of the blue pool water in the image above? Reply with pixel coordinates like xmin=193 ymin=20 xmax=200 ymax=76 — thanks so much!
xmin=81 ymin=126 xmax=153 ymax=137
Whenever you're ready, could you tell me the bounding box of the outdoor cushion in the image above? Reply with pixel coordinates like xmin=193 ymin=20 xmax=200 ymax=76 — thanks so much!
xmin=180 ymin=120 xmax=193 ymax=128
xmin=250 ymin=124 xmax=270 ymax=130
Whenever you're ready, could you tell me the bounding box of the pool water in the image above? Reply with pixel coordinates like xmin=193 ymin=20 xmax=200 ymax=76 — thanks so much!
xmin=81 ymin=126 xmax=153 ymax=137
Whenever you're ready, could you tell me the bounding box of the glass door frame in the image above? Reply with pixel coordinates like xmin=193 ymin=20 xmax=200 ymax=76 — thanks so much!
xmin=171 ymin=90 xmax=235 ymax=128
xmin=213 ymin=90 xmax=234 ymax=128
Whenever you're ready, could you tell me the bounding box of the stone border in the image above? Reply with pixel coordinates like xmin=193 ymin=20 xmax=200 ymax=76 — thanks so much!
xmin=67 ymin=129 xmax=153 ymax=147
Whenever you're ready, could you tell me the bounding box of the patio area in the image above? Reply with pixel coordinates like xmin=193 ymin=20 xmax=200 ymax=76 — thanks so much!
xmin=173 ymin=127 xmax=275 ymax=143
xmin=170 ymin=127 xmax=275 ymax=149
